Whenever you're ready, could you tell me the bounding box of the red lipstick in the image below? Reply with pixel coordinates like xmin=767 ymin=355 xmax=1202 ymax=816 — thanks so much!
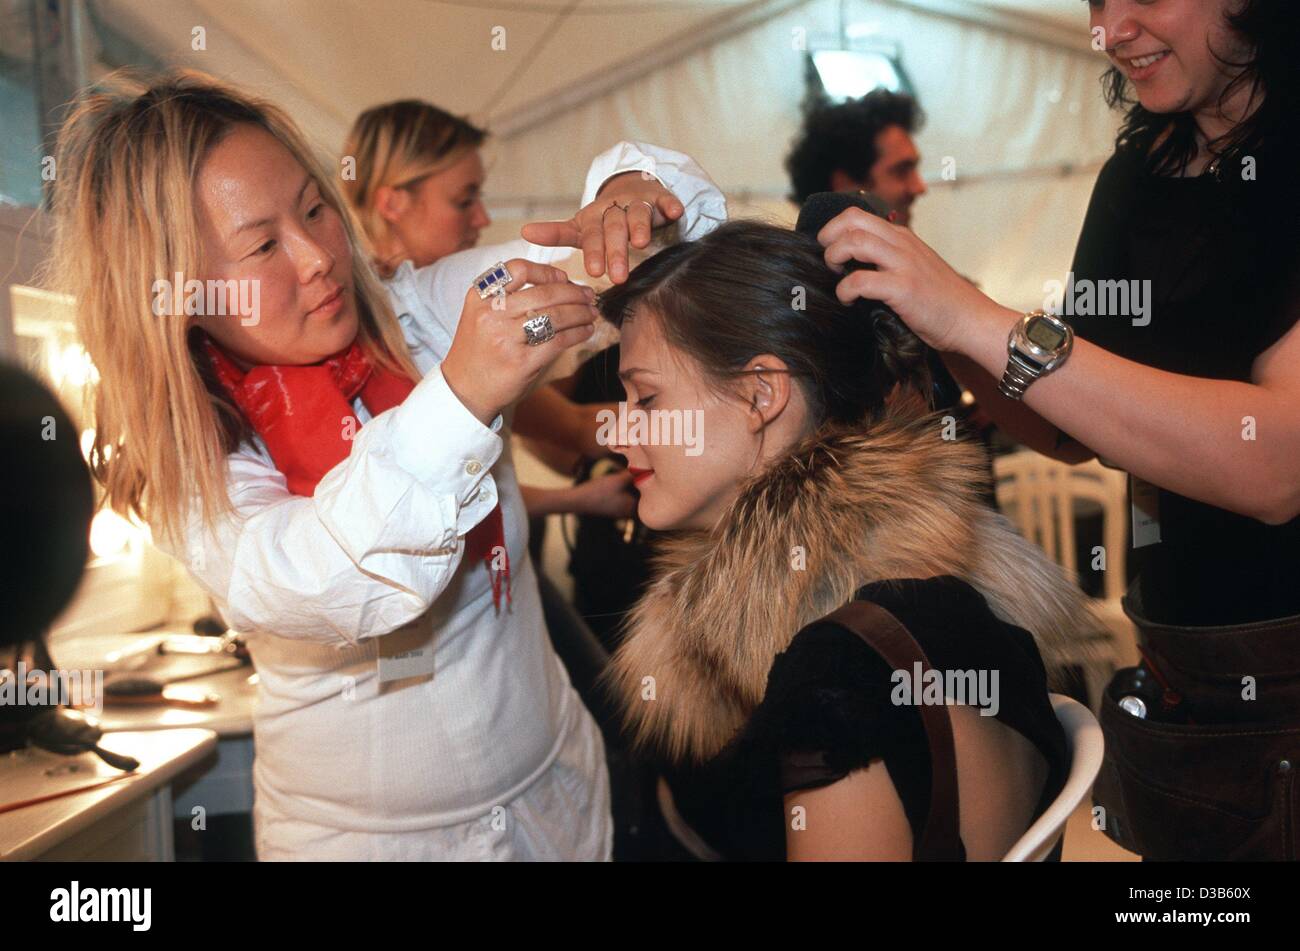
xmin=628 ymin=467 xmax=654 ymax=487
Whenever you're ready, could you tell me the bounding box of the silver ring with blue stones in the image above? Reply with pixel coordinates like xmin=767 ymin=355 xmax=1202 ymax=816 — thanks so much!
xmin=473 ymin=261 xmax=513 ymax=300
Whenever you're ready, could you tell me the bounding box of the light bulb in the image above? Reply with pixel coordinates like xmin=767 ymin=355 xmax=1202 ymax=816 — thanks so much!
xmin=89 ymin=509 xmax=132 ymax=559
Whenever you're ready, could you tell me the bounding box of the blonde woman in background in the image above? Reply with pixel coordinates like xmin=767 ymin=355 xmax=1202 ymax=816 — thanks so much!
xmin=340 ymin=101 xmax=730 ymax=825
xmin=343 ymin=100 xmax=491 ymax=279
xmin=46 ymin=69 xmax=723 ymax=860
xmin=344 ymin=99 xmax=623 ymax=518
xmin=341 ymin=100 xmax=726 ymax=488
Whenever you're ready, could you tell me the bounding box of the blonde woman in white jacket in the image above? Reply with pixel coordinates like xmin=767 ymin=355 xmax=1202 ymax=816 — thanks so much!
xmin=47 ymin=68 xmax=724 ymax=860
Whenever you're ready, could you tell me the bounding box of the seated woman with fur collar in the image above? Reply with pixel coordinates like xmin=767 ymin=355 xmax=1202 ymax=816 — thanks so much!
xmin=597 ymin=220 xmax=1101 ymax=861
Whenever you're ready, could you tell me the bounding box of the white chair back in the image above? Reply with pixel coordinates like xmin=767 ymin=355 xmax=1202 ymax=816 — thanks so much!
xmin=992 ymin=451 xmax=1128 ymax=602
xmin=993 ymin=450 xmax=1140 ymax=683
xmin=1003 ymin=693 xmax=1106 ymax=862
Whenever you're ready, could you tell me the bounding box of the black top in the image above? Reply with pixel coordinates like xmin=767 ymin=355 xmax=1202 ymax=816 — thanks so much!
xmin=1065 ymin=129 xmax=1300 ymax=626
xmin=661 ymin=575 xmax=1070 ymax=861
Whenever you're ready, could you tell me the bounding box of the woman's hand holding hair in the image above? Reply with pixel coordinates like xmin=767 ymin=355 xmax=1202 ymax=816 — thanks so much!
xmin=521 ymin=172 xmax=686 ymax=285
xmin=818 ymin=206 xmax=1300 ymax=524
xmin=440 ymin=259 xmax=600 ymax=425
xmin=817 ymin=206 xmax=1016 ymax=355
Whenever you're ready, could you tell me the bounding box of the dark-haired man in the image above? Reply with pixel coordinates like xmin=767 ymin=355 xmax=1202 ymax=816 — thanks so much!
xmin=786 ymin=89 xmax=928 ymax=226
xmin=786 ymin=89 xmax=1012 ymax=507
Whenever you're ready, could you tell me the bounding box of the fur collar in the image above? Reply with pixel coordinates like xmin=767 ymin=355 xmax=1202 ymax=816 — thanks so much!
xmin=605 ymin=400 xmax=1101 ymax=764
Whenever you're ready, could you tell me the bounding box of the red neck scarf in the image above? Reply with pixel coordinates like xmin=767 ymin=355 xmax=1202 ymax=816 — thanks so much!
xmin=203 ymin=333 xmax=510 ymax=612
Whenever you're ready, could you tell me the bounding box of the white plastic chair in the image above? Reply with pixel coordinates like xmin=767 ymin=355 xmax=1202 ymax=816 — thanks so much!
xmin=656 ymin=776 xmax=723 ymax=862
xmin=657 ymin=694 xmax=1105 ymax=862
xmin=1003 ymin=693 xmax=1105 ymax=862
xmin=992 ymin=450 xmax=1139 ymax=708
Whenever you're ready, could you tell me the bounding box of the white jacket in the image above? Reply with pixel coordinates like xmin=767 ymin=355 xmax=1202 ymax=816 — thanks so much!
xmin=159 ymin=142 xmax=725 ymax=860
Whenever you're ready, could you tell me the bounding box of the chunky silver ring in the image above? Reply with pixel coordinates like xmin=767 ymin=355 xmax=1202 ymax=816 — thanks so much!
xmin=522 ymin=313 xmax=555 ymax=346
xmin=473 ymin=261 xmax=513 ymax=300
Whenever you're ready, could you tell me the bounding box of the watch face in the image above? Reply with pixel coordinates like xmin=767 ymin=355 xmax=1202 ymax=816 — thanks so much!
xmin=1026 ymin=317 xmax=1067 ymax=351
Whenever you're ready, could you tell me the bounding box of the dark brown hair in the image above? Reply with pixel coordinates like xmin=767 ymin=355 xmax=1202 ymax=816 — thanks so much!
xmin=1102 ymin=0 xmax=1298 ymax=177
xmin=597 ymin=220 xmax=929 ymax=426
xmin=784 ymin=89 xmax=925 ymax=205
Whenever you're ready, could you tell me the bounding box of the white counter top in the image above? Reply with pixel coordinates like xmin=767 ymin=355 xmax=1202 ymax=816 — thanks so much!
xmin=0 ymin=728 xmax=217 ymax=861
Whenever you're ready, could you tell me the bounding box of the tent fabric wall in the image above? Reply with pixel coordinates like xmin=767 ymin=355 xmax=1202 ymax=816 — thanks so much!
xmin=98 ymin=0 xmax=1122 ymax=310
xmin=481 ymin=0 xmax=1121 ymax=311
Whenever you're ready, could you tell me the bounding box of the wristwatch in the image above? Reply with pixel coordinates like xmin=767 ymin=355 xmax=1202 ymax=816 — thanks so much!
xmin=998 ymin=310 xmax=1074 ymax=401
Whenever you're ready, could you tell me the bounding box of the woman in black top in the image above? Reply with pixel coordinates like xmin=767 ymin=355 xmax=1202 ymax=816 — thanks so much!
xmin=814 ymin=1 xmax=1300 ymax=858
xmin=817 ymin=0 xmax=1300 ymax=626
xmin=661 ymin=576 xmax=1071 ymax=861
xmin=1065 ymin=120 xmax=1299 ymax=626
xmin=596 ymin=221 xmax=1100 ymax=860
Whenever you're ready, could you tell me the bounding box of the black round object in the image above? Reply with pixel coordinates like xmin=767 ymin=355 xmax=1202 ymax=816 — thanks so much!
xmin=0 ymin=361 xmax=94 ymax=646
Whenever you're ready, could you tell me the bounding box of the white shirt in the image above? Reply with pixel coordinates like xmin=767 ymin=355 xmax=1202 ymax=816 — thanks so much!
xmin=159 ymin=142 xmax=725 ymax=860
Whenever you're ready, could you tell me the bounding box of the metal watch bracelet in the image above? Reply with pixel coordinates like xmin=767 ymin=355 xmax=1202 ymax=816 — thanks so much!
xmin=998 ymin=351 xmax=1043 ymax=400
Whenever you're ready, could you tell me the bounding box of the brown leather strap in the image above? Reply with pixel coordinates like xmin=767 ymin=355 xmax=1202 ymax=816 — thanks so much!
xmin=823 ymin=599 xmax=963 ymax=861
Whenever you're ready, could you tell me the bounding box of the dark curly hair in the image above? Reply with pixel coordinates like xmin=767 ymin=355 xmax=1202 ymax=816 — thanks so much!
xmin=1103 ymin=0 xmax=1299 ymax=176
xmin=597 ymin=220 xmax=930 ymax=427
xmin=784 ymin=90 xmax=925 ymax=205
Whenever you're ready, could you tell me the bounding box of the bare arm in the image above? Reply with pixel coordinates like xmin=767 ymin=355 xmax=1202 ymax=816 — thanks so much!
xmin=784 ymin=765 xmax=913 ymax=861
xmin=955 ymin=302 xmax=1300 ymax=525
xmin=819 ymin=208 xmax=1300 ymax=525
xmin=940 ymin=352 xmax=1096 ymax=464
xmin=512 ymin=384 xmax=616 ymax=461
xmin=518 ymin=470 xmax=636 ymax=519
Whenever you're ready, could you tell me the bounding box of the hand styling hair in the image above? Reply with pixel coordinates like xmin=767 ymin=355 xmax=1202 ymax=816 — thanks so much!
xmin=597 ymin=219 xmax=930 ymax=426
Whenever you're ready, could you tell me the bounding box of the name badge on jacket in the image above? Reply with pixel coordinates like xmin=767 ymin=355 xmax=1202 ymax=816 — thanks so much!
xmin=1130 ymin=474 xmax=1162 ymax=548
xmin=377 ymin=612 xmax=438 ymax=682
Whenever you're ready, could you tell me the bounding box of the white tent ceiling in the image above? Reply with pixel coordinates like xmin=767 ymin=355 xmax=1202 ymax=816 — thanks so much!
xmin=97 ymin=0 xmax=1103 ymax=155
xmin=88 ymin=0 xmax=1120 ymax=310
xmin=975 ymin=0 xmax=1088 ymax=31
